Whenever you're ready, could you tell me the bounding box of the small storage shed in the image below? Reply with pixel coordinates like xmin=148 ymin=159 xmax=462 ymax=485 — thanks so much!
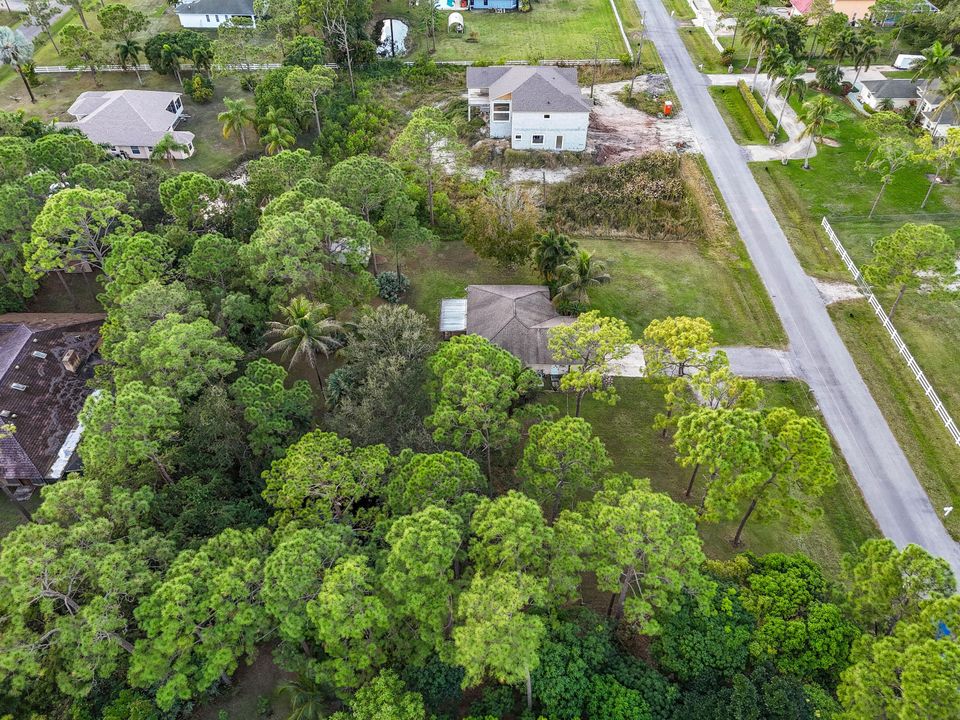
xmin=448 ymin=11 xmax=464 ymax=32
xmin=439 ymin=298 xmax=467 ymax=339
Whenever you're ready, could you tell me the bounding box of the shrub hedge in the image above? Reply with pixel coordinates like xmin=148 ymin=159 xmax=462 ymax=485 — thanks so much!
xmin=737 ymin=79 xmax=775 ymax=141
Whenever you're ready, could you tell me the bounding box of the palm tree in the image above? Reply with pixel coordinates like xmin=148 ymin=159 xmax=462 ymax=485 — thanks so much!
xmin=277 ymin=676 xmax=327 ymax=720
xmin=0 ymin=27 xmax=36 ymax=104
xmin=554 ymin=249 xmax=611 ymax=308
xmin=218 ymin=98 xmax=255 ymax=152
xmin=258 ymin=105 xmax=297 ymax=155
xmin=827 ymin=26 xmax=858 ymax=74
xmin=116 ymin=38 xmax=143 ymax=86
xmin=932 ymin=73 xmax=960 ymax=137
xmin=159 ymin=42 xmax=184 ymax=85
xmin=798 ymin=95 xmax=836 ymax=170
xmin=150 ymin=132 xmax=189 ymax=169
xmin=264 ymin=297 xmax=344 ymax=388
xmin=747 ymin=16 xmax=784 ymax=91
xmin=912 ymin=41 xmax=958 ymax=120
xmin=762 ymin=46 xmax=792 ymax=113
xmin=774 ymin=60 xmax=807 ymax=132
xmin=852 ymin=30 xmax=881 ymax=86
xmin=533 ymin=229 xmax=578 ymax=285
xmin=192 ymin=44 xmax=214 ymax=78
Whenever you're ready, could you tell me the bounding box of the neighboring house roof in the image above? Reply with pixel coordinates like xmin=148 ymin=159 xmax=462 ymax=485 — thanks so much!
xmin=465 ymin=285 xmax=574 ymax=366
xmin=466 ymin=66 xmax=591 ymax=113
xmin=57 ymin=90 xmax=195 ymax=149
xmin=788 ymin=0 xmax=813 ymax=14
xmin=919 ymin=80 xmax=958 ymax=126
xmin=0 ymin=314 xmax=105 ymax=484
xmin=175 ymin=0 xmax=255 ymax=14
xmin=860 ymin=78 xmax=918 ymax=100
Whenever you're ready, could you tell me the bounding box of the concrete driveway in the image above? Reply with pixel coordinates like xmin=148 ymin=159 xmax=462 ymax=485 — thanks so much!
xmin=634 ymin=0 xmax=960 ymax=576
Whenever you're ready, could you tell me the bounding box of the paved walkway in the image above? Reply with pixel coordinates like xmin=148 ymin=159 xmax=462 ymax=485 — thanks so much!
xmin=635 ymin=0 xmax=960 ymax=576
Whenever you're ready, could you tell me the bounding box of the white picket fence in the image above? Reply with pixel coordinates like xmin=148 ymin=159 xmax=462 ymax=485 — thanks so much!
xmin=821 ymin=216 xmax=960 ymax=446
xmin=31 ymin=58 xmax=625 ymax=74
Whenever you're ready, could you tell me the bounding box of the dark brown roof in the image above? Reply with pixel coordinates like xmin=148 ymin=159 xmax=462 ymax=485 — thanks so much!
xmin=465 ymin=285 xmax=574 ymax=367
xmin=0 ymin=314 xmax=105 ymax=484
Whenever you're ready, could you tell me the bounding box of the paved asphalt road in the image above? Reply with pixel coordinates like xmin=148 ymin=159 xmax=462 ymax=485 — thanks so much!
xmin=635 ymin=0 xmax=960 ymax=576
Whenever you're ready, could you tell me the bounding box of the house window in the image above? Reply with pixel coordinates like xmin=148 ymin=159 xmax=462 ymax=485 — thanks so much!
xmin=544 ymin=114 xmax=550 ymax=118
xmin=215 ymin=14 xmax=220 ymax=21
xmin=555 ymin=135 xmax=563 ymax=149
xmin=492 ymin=102 xmax=510 ymax=122
xmin=206 ymin=14 xmax=210 ymax=20
xmin=130 ymin=146 xmax=141 ymax=155
xmin=532 ymin=134 xmax=544 ymax=144
xmin=515 ymin=134 xmax=521 ymax=140
xmin=147 ymin=146 xmax=154 ymax=153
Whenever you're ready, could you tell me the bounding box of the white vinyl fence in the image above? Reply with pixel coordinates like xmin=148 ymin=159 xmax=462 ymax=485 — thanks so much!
xmin=821 ymin=216 xmax=960 ymax=446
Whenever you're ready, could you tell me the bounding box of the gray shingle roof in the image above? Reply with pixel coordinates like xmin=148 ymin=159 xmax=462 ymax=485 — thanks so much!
xmin=175 ymin=0 xmax=254 ymax=14
xmin=919 ymin=80 xmax=958 ymax=126
xmin=57 ymin=90 xmax=195 ymax=148
xmin=465 ymin=285 xmax=574 ymax=366
xmin=860 ymin=78 xmax=918 ymax=99
xmin=466 ymin=66 xmax=591 ymax=113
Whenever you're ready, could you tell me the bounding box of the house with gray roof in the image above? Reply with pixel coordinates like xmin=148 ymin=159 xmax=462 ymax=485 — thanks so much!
xmin=57 ymin=89 xmax=195 ymax=161
xmin=440 ymin=285 xmax=575 ymax=369
xmin=917 ymin=79 xmax=958 ymax=139
xmin=175 ymin=0 xmax=256 ymax=28
xmin=466 ymin=66 xmax=592 ymax=151
xmin=857 ymin=78 xmax=918 ymax=110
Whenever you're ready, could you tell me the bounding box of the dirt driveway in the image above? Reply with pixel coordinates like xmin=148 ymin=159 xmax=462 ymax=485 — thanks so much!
xmin=588 ymin=78 xmax=700 ymax=162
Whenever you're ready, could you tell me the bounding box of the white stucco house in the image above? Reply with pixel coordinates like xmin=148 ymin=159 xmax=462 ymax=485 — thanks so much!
xmin=917 ymin=80 xmax=958 ymax=139
xmin=57 ymin=90 xmax=195 ymax=161
xmin=857 ymin=78 xmax=918 ymax=110
xmin=174 ymin=0 xmax=256 ymax=28
xmin=466 ymin=66 xmax=592 ymax=151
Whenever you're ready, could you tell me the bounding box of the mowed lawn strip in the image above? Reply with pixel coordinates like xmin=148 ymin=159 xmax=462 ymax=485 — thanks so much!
xmin=709 ymin=85 xmax=769 ymax=144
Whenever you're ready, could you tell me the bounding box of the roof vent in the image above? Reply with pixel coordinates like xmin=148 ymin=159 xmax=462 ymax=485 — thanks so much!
xmin=10 ymin=383 xmax=27 ymax=391
xmin=31 ymin=338 xmax=38 ymax=343
xmin=62 ymin=349 xmax=82 ymax=373
xmin=31 ymin=350 xmax=48 ymax=360
xmin=0 ymin=409 xmax=10 ymax=418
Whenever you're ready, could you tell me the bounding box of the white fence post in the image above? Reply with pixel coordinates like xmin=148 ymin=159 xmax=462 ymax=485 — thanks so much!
xmin=820 ymin=216 xmax=960 ymax=446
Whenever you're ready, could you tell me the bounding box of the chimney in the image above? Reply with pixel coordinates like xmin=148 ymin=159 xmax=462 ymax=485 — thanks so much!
xmin=62 ymin=349 xmax=82 ymax=373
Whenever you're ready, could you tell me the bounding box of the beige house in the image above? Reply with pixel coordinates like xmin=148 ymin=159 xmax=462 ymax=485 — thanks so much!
xmin=57 ymin=89 xmax=195 ymax=161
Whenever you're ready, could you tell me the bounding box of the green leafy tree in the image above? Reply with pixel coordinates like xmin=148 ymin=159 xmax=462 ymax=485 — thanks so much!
xmin=129 ymin=528 xmax=271 ymax=710
xmin=116 ymin=38 xmax=144 ymax=85
xmin=59 ymin=25 xmax=107 ymax=85
xmin=862 ymin=223 xmax=957 ymax=320
xmin=258 ymin=105 xmax=298 ymax=155
xmin=334 ymin=669 xmax=427 ymax=720
xmin=113 ymin=313 xmax=242 ymax=399
xmin=0 ymin=27 xmax=36 ymax=103
xmin=547 ymin=311 xmax=633 ymax=417
xmin=218 ymin=97 xmax=256 ymax=152
xmin=307 ymin=554 xmax=390 ymax=690
xmin=517 ymin=416 xmax=612 ymax=521
xmin=261 ymin=430 xmax=391 ymax=528
xmin=230 ymin=358 xmax=313 ymax=459
xmin=97 ymin=4 xmax=147 ymax=43
xmin=100 ymin=231 xmax=173 ymax=306
xmin=29 ymin=132 xmax=103 ymax=175
xmin=642 ymin=315 xmax=715 ymax=378
xmin=576 ymin=474 xmax=714 ymax=634
xmin=463 ymin=171 xmax=541 ymax=268
xmin=384 ymin=449 xmax=486 ymax=518
xmin=0 ymin=478 xmax=172 ymax=699
xmin=842 ymin=538 xmax=956 ymax=636
xmin=284 ymin=64 xmax=335 ymax=136
xmin=852 ymin=29 xmax=881 ymax=84
xmin=798 ymin=95 xmax=838 ymax=169
xmin=857 ymin=133 xmax=915 ymax=218
xmin=703 ymin=407 xmax=837 ymax=546
xmin=282 ymin=35 xmax=327 ymax=69
xmin=389 ymin=106 xmax=465 ymax=226
xmin=25 ymin=0 xmax=62 ymax=54
xmin=913 ymin=127 xmax=960 ymax=209
xmin=673 ymin=407 xmax=762 ymax=501
xmin=427 ymin=335 xmax=542 ymax=478
xmin=911 ymin=40 xmax=958 ymax=111
xmin=78 ymin=381 xmax=181 ymax=484
xmin=246 ymin=148 xmax=322 ymax=206
xmin=25 ymin=187 xmax=139 ymax=281
xmin=839 ymin=594 xmax=960 ymax=720
xmin=159 ymin=172 xmax=228 ymax=228
xmin=150 ymin=133 xmax=190 ymax=170
xmin=182 ymin=231 xmax=245 ymax=293
xmin=382 ymin=506 xmax=462 ymax=662
xmin=774 ymin=59 xmax=806 ymax=132
xmin=453 ymin=571 xmax=545 ymax=711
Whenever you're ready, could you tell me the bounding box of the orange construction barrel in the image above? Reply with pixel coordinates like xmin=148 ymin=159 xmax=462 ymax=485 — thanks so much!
xmin=663 ymin=100 xmax=673 ymax=116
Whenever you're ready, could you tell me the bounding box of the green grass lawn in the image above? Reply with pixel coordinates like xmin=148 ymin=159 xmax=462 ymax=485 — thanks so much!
xmin=710 ymin=85 xmax=769 ymax=144
xmin=0 ymin=70 xmax=249 ymax=177
xmin=411 ymin=0 xmax=630 ymax=61
xmin=679 ymin=27 xmax=751 ymax=73
xmin=661 ymin=0 xmax=695 ymax=21
xmin=542 ymin=378 xmax=877 ymax=576
xmin=749 ymin=92 xmax=960 ymax=541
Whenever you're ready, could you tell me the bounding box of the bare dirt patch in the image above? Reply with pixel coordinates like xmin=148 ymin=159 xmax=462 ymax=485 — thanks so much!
xmin=588 ymin=78 xmax=699 ymax=162
xmin=813 ymin=278 xmax=865 ymax=305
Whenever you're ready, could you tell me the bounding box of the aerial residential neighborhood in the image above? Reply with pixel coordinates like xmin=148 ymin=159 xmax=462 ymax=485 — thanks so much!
xmin=0 ymin=0 xmax=959 ymax=717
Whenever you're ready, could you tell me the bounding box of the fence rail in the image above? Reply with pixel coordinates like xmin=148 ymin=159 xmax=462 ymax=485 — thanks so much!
xmin=30 ymin=58 xmax=625 ymax=74
xmin=821 ymin=216 xmax=960 ymax=446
